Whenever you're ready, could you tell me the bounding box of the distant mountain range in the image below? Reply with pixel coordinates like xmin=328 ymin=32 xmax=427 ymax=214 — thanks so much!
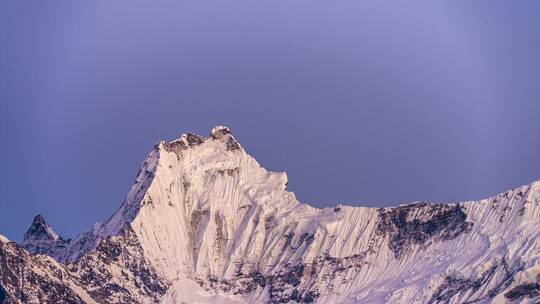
xmin=1 ymin=126 xmax=539 ymax=303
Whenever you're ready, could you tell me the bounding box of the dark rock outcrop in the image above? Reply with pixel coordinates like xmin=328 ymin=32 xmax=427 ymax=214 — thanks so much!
xmin=68 ymin=227 xmax=168 ymax=304
xmin=377 ymin=203 xmax=474 ymax=259
xmin=0 ymin=240 xmax=85 ymax=304
xmin=505 ymin=282 xmax=540 ymax=301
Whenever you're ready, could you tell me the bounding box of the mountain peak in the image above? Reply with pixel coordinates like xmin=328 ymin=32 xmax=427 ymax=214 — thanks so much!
xmin=0 ymin=234 xmax=9 ymax=243
xmin=21 ymin=214 xmax=69 ymax=260
xmin=210 ymin=125 xmax=232 ymax=138
xmin=6 ymin=127 xmax=540 ymax=303
xmin=161 ymin=126 xmax=241 ymax=156
xmin=210 ymin=125 xmax=241 ymax=151
xmin=32 ymin=214 xmax=46 ymax=224
xmin=22 ymin=214 xmax=60 ymax=243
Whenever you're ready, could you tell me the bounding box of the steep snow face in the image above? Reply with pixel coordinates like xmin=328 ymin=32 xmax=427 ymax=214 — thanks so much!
xmin=13 ymin=126 xmax=540 ymax=304
xmin=119 ymin=126 xmax=310 ymax=281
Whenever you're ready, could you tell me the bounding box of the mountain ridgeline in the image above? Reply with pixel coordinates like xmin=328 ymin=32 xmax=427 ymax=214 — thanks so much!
xmin=1 ymin=126 xmax=539 ymax=303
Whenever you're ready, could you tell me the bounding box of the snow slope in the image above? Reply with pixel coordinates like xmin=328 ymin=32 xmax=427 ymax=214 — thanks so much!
xmin=6 ymin=126 xmax=540 ymax=303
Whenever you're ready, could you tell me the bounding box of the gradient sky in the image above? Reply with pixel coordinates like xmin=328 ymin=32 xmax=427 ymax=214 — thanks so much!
xmin=1 ymin=1 xmax=539 ymax=241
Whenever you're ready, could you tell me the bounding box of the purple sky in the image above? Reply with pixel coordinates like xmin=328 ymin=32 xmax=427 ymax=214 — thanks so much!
xmin=1 ymin=1 xmax=539 ymax=241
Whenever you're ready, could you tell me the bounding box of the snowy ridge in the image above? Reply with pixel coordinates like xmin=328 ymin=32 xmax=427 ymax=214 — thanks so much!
xmin=5 ymin=126 xmax=540 ymax=303
xmin=56 ymin=142 xmax=162 ymax=262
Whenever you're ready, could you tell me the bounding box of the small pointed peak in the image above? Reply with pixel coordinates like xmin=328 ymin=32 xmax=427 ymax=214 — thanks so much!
xmin=210 ymin=126 xmax=241 ymax=151
xmin=22 ymin=214 xmax=60 ymax=243
xmin=210 ymin=126 xmax=232 ymax=139
xmin=33 ymin=214 xmax=46 ymax=224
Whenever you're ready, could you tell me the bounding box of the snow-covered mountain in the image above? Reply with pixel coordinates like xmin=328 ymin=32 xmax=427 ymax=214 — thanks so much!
xmin=1 ymin=126 xmax=539 ymax=304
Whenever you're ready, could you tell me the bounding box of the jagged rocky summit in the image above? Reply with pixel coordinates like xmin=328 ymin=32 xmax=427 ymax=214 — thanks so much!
xmin=1 ymin=126 xmax=540 ymax=304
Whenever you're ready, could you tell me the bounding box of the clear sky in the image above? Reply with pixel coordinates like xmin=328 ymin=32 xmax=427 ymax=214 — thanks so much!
xmin=1 ymin=1 xmax=539 ymax=241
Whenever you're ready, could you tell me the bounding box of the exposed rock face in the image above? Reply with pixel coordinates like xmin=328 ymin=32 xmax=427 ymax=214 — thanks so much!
xmin=22 ymin=215 xmax=58 ymax=243
xmin=162 ymin=132 xmax=205 ymax=158
xmin=2 ymin=126 xmax=540 ymax=303
xmin=21 ymin=215 xmax=70 ymax=261
xmin=376 ymin=203 xmax=474 ymax=259
xmin=68 ymin=227 xmax=167 ymax=304
xmin=0 ymin=238 xmax=90 ymax=304
xmin=505 ymin=282 xmax=540 ymax=302
xmin=427 ymin=258 xmax=518 ymax=304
